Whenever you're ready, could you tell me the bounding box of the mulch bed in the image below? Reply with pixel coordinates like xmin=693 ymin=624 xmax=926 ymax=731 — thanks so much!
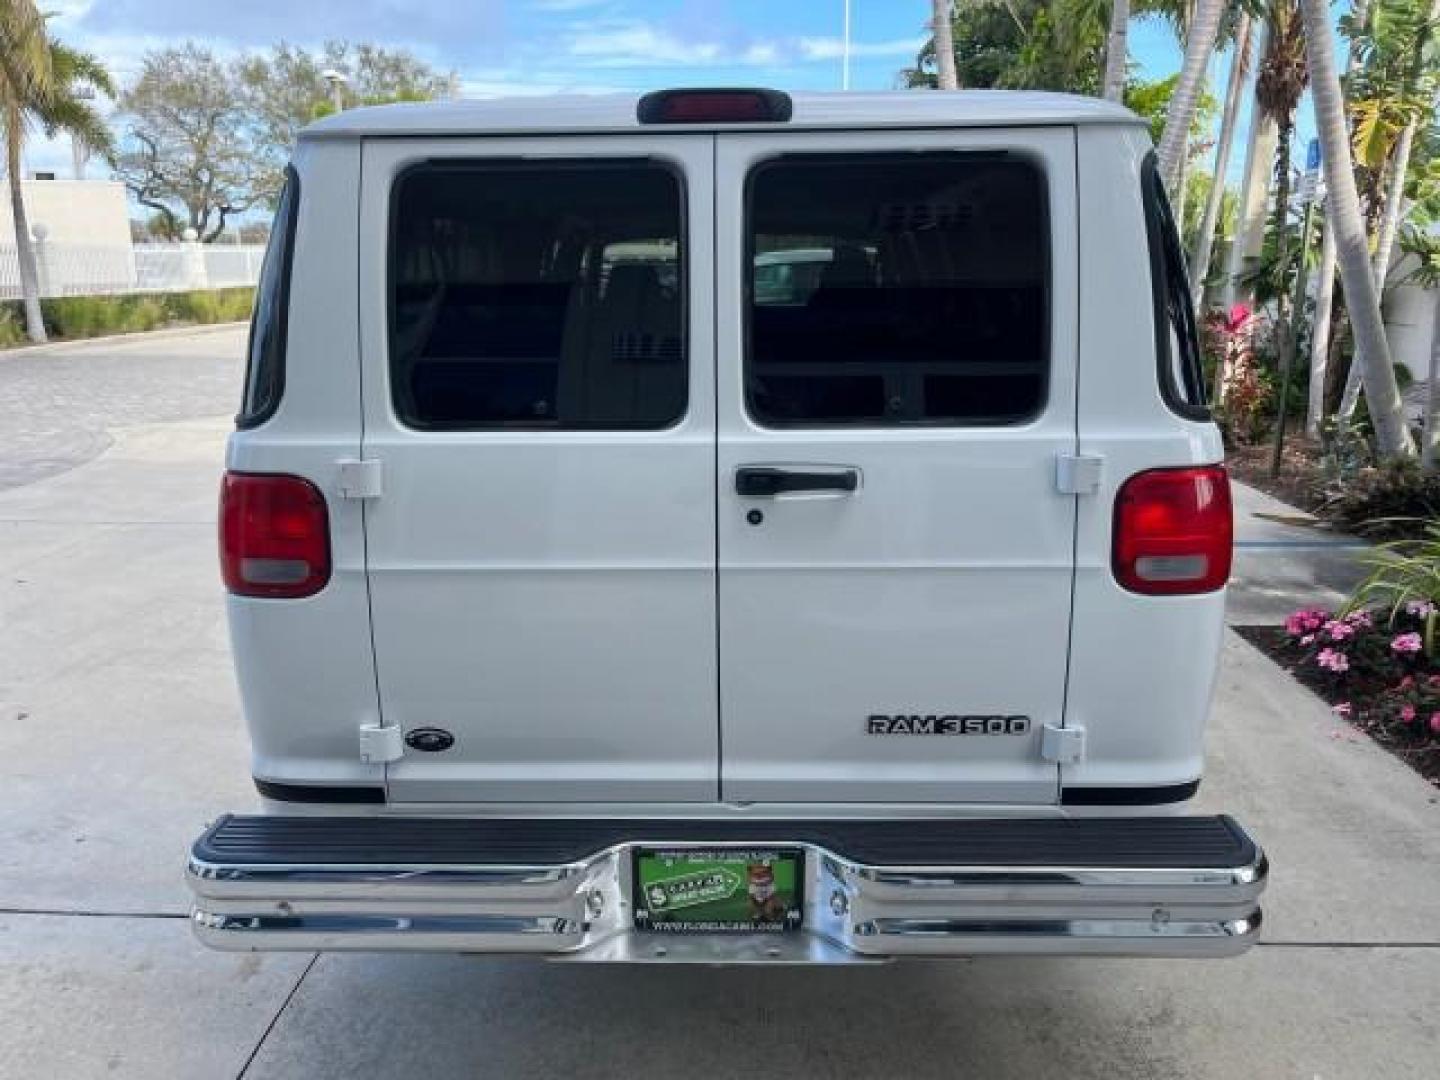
xmin=1225 ymin=438 xmax=1328 ymax=516
xmin=1235 ymin=624 xmax=1440 ymax=787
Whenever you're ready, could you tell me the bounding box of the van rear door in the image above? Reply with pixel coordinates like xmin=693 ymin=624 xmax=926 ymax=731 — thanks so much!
xmin=714 ymin=128 xmax=1078 ymax=804
xmin=359 ymin=136 xmax=717 ymax=803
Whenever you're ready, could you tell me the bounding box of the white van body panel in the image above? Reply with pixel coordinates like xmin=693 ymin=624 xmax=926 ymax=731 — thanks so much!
xmin=1064 ymin=126 xmax=1225 ymax=792
xmin=714 ymin=127 xmax=1078 ymax=804
xmin=357 ymin=135 xmax=719 ymax=803
xmin=224 ymin=140 xmax=384 ymax=790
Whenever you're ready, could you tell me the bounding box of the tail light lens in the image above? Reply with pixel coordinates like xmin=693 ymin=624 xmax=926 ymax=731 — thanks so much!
xmin=1113 ymin=466 xmax=1232 ymax=595
xmin=220 ymin=472 xmax=331 ymax=598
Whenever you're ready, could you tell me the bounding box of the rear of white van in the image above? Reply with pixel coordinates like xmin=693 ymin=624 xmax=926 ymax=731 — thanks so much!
xmin=194 ymin=89 xmax=1261 ymax=962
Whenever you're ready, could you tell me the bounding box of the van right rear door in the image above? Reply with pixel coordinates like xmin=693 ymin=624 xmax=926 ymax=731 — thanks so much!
xmin=714 ymin=127 xmax=1079 ymax=804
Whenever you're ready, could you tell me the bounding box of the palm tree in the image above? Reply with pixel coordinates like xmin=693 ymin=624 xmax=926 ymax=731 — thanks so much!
xmin=1 ymin=0 xmax=53 ymax=343
xmin=933 ymin=0 xmax=960 ymax=89
xmin=1306 ymin=0 xmax=1374 ymax=435
xmin=1363 ymin=0 xmax=1440 ymax=288
xmin=1103 ymin=0 xmax=1132 ymax=101
xmin=1156 ymin=0 xmax=1227 ymax=188
xmin=1338 ymin=0 xmax=1439 ymax=420
xmin=0 ymin=10 xmax=114 ymax=344
xmin=1192 ymin=13 xmax=1253 ymax=307
xmin=1423 ymin=277 xmax=1440 ymax=469
xmin=1255 ymin=1 xmax=1309 ymax=268
xmin=1298 ymin=0 xmax=1414 ymax=458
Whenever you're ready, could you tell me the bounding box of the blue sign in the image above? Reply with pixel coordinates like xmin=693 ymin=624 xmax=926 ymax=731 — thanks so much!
xmin=1306 ymin=138 xmax=1322 ymax=173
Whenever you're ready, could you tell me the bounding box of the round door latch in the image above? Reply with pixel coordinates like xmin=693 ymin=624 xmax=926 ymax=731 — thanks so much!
xmin=404 ymin=727 xmax=455 ymax=753
xmin=747 ymin=509 xmax=764 ymax=526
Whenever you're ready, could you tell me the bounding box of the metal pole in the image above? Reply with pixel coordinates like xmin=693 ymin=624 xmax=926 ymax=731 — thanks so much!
xmin=842 ymin=0 xmax=851 ymax=90
xmin=1270 ymin=195 xmax=1317 ymax=476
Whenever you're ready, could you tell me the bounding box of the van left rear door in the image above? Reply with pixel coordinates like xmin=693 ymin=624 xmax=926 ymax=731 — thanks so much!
xmin=358 ymin=136 xmax=718 ymax=803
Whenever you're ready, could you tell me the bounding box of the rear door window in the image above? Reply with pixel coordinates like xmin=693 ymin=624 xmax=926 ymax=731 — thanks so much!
xmin=746 ymin=153 xmax=1048 ymax=426
xmin=389 ymin=160 xmax=686 ymax=429
xmin=1142 ymin=156 xmax=1208 ymax=417
xmin=237 ymin=166 xmax=298 ymax=428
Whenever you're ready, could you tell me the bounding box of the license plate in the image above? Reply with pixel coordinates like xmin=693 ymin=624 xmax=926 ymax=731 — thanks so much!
xmin=632 ymin=848 xmax=804 ymax=932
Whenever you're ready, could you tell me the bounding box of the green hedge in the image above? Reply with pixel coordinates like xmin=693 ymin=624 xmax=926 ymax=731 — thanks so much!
xmin=0 ymin=287 xmax=254 ymax=348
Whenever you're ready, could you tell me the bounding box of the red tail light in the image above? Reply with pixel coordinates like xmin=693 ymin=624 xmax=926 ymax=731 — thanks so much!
xmin=220 ymin=472 xmax=330 ymax=598
xmin=1113 ymin=466 xmax=1232 ymax=595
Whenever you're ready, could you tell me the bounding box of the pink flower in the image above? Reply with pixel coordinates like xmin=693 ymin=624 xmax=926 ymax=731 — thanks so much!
xmin=1324 ymin=620 xmax=1355 ymax=641
xmin=1286 ymin=608 xmax=1328 ymax=636
xmin=1400 ymin=704 xmax=1417 ymax=723
xmin=1300 ymin=634 xmax=1316 ymax=645
xmin=1343 ymin=610 xmax=1373 ymax=629
xmin=1316 ymin=648 xmax=1351 ymax=673
xmin=1404 ymin=600 xmax=1437 ymax=619
xmin=1390 ymin=632 xmax=1423 ymax=655
xmin=1332 ymin=702 xmax=1353 ymax=718
xmin=1431 ymin=713 xmax=1440 ymax=735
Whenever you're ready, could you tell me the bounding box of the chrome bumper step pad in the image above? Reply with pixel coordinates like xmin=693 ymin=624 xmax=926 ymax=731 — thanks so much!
xmin=188 ymin=815 xmax=1266 ymax=962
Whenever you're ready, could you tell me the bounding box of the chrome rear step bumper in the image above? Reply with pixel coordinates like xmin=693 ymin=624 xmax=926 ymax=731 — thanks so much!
xmin=188 ymin=815 xmax=1266 ymax=963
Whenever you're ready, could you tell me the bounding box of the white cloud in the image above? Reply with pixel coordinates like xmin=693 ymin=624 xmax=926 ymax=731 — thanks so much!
xmin=798 ymin=36 xmax=923 ymax=61
xmin=530 ymin=0 xmax=611 ymax=10
xmin=568 ymin=24 xmax=726 ymax=67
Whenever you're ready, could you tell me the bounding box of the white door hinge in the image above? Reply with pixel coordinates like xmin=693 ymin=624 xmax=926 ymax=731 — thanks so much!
xmin=1040 ymin=723 xmax=1086 ymax=764
xmin=338 ymin=458 xmax=383 ymax=500
xmin=359 ymin=722 xmax=404 ymax=764
xmin=1055 ymin=453 xmax=1103 ymax=495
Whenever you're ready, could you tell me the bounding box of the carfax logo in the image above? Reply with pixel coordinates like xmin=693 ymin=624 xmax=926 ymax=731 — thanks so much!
xmin=867 ymin=714 xmax=1031 ymax=736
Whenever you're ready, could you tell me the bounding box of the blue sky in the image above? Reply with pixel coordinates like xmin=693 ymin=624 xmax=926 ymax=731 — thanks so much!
xmin=32 ymin=1 xmax=1321 ymax=186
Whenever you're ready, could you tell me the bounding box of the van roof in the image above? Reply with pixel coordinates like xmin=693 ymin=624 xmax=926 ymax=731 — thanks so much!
xmin=301 ymin=89 xmax=1145 ymax=141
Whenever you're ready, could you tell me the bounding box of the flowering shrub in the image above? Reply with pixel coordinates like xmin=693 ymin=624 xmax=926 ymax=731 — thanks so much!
xmin=1278 ymin=603 xmax=1440 ymax=780
xmin=1205 ymin=303 xmax=1273 ymax=444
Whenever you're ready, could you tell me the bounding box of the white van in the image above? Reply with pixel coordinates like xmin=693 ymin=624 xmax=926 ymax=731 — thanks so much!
xmin=191 ymin=88 xmax=1265 ymax=962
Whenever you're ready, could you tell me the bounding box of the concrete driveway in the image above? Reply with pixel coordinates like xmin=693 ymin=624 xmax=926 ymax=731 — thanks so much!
xmin=2 ymin=329 xmax=1437 ymax=1078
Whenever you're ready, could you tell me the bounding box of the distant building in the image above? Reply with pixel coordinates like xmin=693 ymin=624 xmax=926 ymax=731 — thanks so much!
xmin=0 ymin=177 xmax=130 ymax=247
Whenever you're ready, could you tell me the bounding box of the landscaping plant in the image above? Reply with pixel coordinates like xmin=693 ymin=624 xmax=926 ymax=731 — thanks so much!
xmin=1273 ymin=600 xmax=1440 ymax=782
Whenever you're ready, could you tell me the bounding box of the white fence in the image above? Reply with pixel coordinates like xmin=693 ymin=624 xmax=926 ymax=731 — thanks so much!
xmin=0 ymin=242 xmax=265 ymax=301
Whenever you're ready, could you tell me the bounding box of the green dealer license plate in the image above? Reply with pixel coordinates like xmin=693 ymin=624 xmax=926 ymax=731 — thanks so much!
xmin=633 ymin=848 xmax=804 ymax=932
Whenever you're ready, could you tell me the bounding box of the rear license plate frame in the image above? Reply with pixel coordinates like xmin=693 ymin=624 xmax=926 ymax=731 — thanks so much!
xmin=631 ymin=847 xmax=805 ymax=933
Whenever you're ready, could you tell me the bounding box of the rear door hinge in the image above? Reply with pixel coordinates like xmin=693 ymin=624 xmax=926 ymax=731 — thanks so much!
xmin=1055 ymin=453 xmax=1103 ymax=496
xmin=338 ymin=458 xmax=383 ymax=500
xmin=1040 ymin=723 xmax=1086 ymax=764
xmin=359 ymin=721 xmax=404 ymax=764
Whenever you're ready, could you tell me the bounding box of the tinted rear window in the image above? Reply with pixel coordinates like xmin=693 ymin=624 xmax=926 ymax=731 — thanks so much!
xmin=746 ymin=153 xmax=1048 ymax=426
xmin=237 ymin=166 xmax=298 ymax=428
xmin=1142 ymin=155 xmax=1208 ymax=418
xmin=389 ymin=161 xmax=686 ymax=430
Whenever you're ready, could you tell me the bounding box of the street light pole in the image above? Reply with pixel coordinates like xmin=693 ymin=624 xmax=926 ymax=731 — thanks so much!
xmin=322 ymin=69 xmax=348 ymax=113
xmin=842 ymin=0 xmax=851 ymax=90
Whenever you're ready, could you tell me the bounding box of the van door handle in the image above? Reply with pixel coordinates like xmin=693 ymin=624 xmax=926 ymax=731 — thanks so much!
xmin=735 ymin=466 xmax=860 ymax=499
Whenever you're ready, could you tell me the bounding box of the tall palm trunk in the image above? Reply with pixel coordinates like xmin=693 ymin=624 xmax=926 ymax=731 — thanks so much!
xmin=1156 ymin=0 xmax=1226 ymax=189
xmin=1337 ymin=120 xmax=1422 ymax=419
xmin=1103 ymin=0 xmax=1131 ymax=102
xmin=1223 ymin=23 xmax=1276 ymax=309
xmin=1192 ymin=14 xmax=1252 ymax=308
xmin=1299 ymin=0 xmax=1413 ymax=457
xmin=1423 ymin=293 xmax=1439 ymax=470
xmin=4 ymin=107 xmax=45 ymax=343
xmin=932 ymin=0 xmax=959 ymax=90
xmin=1338 ymin=0 xmax=1440 ymax=422
xmin=1306 ymin=0 xmax=1371 ymax=435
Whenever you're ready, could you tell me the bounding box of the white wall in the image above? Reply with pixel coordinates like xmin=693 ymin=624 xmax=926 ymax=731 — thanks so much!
xmin=1383 ymin=252 xmax=1437 ymax=383
xmin=0 ymin=180 xmax=130 ymax=247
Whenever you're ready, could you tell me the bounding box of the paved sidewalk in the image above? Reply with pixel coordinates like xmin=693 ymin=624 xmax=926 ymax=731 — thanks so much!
xmin=1228 ymin=480 xmax=1370 ymax=625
